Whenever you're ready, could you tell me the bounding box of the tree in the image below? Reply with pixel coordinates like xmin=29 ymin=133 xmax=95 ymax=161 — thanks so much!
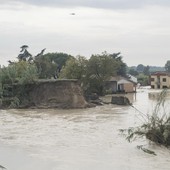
xmin=34 ymin=56 xmax=57 ymax=79
xmin=34 ymin=52 xmax=73 ymax=78
xmin=128 ymin=68 xmax=138 ymax=76
xmin=136 ymin=64 xmax=145 ymax=73
xmin=0 ymin=60 xmax=38 ymax=98
xmin=137 ymin=73 xmax=149 ymax=86
xmin=143 ymin=65 xmax=150 ymax=76
xmin=17 ymin=45 xmax=32 ymax=61
xmin=0 ymin=61 xmax=38 ymax=86
xmin=60 ymin=51 xmax=127 ymax=95
xmin=60 ymin=55 xmax=88 ymax=80
xmin=17 ymin=62 xmax=38 ymax=84
xmin=43 ymin=52 xmax=73 ymax=64
xmin=86 ymin=52 xmax=120 ymax=95
xmin=110 ymin=52 xmax=127 ymax=76
xmin=165 ymin=60 xmax=170 ymax=72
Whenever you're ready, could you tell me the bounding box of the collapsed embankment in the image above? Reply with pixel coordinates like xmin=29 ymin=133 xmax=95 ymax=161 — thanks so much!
xmin=1 ymin=79 xmax=89 ymax=109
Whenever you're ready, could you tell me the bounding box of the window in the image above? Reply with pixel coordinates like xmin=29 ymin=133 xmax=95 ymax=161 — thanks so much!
xmin=151 ymin=85 xmax=155 ymax=89
xmin=163 ymin=86 xmax=168 ymax=89
xmin=163 ymin=78 xmax=166 ymax=82
xmin=151 ymin=78 xmax=154 ymax=81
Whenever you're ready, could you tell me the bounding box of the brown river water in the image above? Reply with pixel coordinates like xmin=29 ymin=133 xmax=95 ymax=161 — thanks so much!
xmin=0 ymin=88 xmax=170 ymax=170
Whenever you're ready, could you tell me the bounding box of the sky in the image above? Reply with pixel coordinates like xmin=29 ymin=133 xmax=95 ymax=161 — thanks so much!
xmin=0 ymin=0 xmax=170 ymax=67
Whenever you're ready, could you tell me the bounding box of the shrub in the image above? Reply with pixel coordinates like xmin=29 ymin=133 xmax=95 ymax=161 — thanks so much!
xmin=9 ymin=97 xmax=20 ymax=108
xmin=121 ymin=89 xmax=170 ymax=146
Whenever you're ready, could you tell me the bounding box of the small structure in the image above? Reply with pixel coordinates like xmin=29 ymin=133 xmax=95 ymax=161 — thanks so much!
xmin=150 ymin=72 xmax=170 ymax=89
xmin=105 ymin=75 xmax=137 ymax=93
xmin=117 ymin=79 xmax=134 ymax=93
xmin=111 ymin=96 xmax=131 ymax=105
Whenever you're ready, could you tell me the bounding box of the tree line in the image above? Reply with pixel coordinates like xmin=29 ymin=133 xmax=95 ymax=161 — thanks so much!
xmin=0 ymin=45 xmax=169 ymax=97
xmin=128 ymin=61 xmax=170 ymax=86
xmin=0 ymin=46 xmax=127 ymax=97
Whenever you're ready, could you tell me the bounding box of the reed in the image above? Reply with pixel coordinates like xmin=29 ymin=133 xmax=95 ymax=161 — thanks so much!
xmin=120 ymin=89 xmax=170 ymax=147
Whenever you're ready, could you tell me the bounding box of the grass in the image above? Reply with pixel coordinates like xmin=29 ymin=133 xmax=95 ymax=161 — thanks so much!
xmin=120 ymin=89 xmax=170 ymax=154
xmin=0 ymin=165 xmax=6 ymax=169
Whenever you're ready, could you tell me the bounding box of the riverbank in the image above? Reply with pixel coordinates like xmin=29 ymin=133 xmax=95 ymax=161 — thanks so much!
xmin=0 ymin=79 xmax=89 ymax=109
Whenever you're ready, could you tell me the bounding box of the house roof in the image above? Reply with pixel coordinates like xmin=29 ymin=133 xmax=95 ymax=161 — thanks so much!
xmin=108 ymin=75 xmax=137 ymax=84
xmin=151 ymin=72 xmax=170 ymax=76
xmin=127 ymin=74 xmax=138 ymax=84
xmin=118 ymin=79 xmax=132 ymax=84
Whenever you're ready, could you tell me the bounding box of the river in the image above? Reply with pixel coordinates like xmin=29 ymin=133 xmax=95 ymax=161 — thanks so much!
xmin=0 ymin=88 xmax=170 ymax=170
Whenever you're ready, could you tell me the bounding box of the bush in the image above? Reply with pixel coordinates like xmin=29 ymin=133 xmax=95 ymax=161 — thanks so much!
xmin=18 ymin=63 xmax=38 ymax=84
xmin=9 ymin=97 xmax=20 ymax=108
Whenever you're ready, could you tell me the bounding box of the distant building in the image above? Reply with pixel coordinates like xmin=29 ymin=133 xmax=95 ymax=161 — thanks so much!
xmin=150 ymin=72 xmax=170 ymax=89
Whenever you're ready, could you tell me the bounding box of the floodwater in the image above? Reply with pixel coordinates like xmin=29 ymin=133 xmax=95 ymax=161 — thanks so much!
xmin=0 ymin=88 xmax=170 ymax=170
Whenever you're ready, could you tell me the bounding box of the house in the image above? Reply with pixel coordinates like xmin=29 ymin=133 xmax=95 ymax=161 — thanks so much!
xmin=150 ymin=72 xmax=170 ymax=89
xmin=117 ymin=78 xmax=135 ymax=93
xmin=105 ymin=75 xmax=137 ymax=93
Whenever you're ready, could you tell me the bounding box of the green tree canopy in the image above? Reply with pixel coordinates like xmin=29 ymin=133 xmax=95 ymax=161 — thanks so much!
xmin=60 ymin=55 xmax=88 ymax=80
xmin=34 ymin=52 xmax=73 ymax=79
xmin=60 ymin=51 xmax=127 ymax=95
xmin=136 ymin=64 xmax=145 ymax=73
xmin=110 ymin=52 xmax=127 ymax=76
xmin=137 ymin=73 xmax=149 ymax=86
xmin=143 ymin=65 xmax=150 ymax=76
xmin=128 ymin=68 xmax=139 ymax=76
xmin=0 ymin=61 xmax=38 ymax=86
xmin=42 ymin=52 xmax=73 ymax=67
xmin=86 ymin=52 xmax=123 ymax=95
xmin=165 ymin=60 xmax=170 ymax=72
xmin=34 ymin=56 xmax=57 ymax=79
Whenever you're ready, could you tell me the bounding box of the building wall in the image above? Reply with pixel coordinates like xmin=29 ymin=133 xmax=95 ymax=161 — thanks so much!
xmin=123 ymin=83 xmax=135 ymax=93
xmin=151 ymin=75 xmax=170 ymax=89
xmin=105 ymin=77 xmax=137 ymax=93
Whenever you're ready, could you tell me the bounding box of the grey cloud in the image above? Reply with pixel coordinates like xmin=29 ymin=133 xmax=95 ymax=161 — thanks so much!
xmin=1 ymin=0 xmax=170 ymax=9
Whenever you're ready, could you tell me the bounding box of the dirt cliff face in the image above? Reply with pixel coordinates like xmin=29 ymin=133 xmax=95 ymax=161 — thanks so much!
xmin=27 ymin=80 xmax=88 ymax=109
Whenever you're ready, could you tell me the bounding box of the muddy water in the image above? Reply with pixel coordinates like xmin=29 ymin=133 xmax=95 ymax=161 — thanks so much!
xmin=0 ymin=89 xmax=170 ymax=170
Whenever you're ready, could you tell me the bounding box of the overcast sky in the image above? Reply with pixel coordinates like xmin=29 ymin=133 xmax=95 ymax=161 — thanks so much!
xmin=0 ymin=0 xmax=170 ymax=66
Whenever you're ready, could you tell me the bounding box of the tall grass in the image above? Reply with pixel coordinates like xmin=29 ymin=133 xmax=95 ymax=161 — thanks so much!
xmin=121 ymin=89 xmax=170 ymax=147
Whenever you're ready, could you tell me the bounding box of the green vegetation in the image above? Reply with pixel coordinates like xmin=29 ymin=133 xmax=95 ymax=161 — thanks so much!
xmin=0 ymin=61 xmax=38 ymax=108
xmin=165 ymin=60 xmax=170 ymax=73
xmin=60 ymin=55 xmax=88 ymax=80
xmin=34 ymin=52 xmax=73 ymax=79
xmin=1 ymin=45 xmax=169 ymax=108
xmin=128 ymin=64 xmax=149 ymax=86
xmin=0 ymin=61 xmax=38 ymax=89
xmin=121 ymin=90 xmax=170 ymax=148
xmin=61 ymin=51 xmax=127 ymax=95
xmin=0 ymin=46 xmax=128 ymax=108
xmin=136 ymin=73 xmax=149 ymax=86
xmin=127 ymin=63 xmax=167 ymax=86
